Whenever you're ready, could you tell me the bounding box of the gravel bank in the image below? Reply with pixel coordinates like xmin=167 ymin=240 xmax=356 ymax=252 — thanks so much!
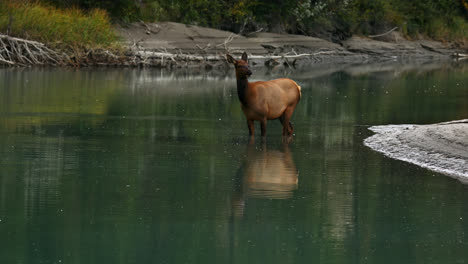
xmin=364 ymin=120 xmax=468 ymax=182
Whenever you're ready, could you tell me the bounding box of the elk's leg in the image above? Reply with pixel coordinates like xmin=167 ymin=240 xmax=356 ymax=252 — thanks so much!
xmin=279 ymin=115 xmax=288 ymax=136
xmin=283 ymin=107 xmax=295 ymax=136
xmin=260 ymin=119 xmax=267 ymax=137
xmin=278 ymin=115 xmax=285 ymax=125
xmin=247 ymin=119 xmax=255 ymax=136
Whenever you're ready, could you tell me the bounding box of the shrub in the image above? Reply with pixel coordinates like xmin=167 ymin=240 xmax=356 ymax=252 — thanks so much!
xmin=0 ymin=1 xmax=117 ymax=48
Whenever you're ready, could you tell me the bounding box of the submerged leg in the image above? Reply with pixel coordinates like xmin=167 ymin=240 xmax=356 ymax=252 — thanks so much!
xmin=283 ymin=107 xmax=295 ymax=136
xmin=289 ymin=122 xmax=294 ymax=134
xmin=282 ymin=134 xmax=293 ymax=144
xmin=280 ymin=115 xmax=289 ymax=136
xmin=247 ymin=119 xmax=255 ymax=136
xmin=260 ymin=119 xmax=267 ymax=137
xmin=279 ymin=115 xmax=288 ymax=136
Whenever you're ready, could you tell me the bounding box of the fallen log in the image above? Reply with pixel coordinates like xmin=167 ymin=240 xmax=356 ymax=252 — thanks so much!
xmin=134 ymin=50 xmax=338 ymax=62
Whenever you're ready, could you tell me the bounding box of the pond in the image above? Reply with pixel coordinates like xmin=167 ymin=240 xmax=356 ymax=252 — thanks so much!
xmin=0 ymin=62 xmax=468 ymax=264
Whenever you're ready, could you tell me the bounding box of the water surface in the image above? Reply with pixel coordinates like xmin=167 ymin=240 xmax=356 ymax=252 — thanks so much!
xmin=1 ymin=62 xmax=468 ymax=264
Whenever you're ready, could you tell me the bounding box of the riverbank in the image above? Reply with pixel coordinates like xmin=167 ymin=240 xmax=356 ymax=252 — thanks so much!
xmin=364 ymin=120 xmax=468 ymax=182
xmin=1 ymin=21 xmax=467 ymax=68
xmin=115 ymin=22 xmax=468 ymax=68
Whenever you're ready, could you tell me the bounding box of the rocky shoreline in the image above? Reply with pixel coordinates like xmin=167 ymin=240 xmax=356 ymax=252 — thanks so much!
xmin=364 ymin=120 xmax=468 ymax=183
xmin=116 ymin=22 xmax=468 ymax=68
xmin=0 ymin=21 xmax=467 ymax=67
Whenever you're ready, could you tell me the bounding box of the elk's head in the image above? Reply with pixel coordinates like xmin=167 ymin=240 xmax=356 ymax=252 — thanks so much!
xmin=227 ymin=52 xmax=252 ymax=79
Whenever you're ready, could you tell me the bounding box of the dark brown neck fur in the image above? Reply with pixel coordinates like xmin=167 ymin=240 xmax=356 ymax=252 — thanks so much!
xmin=236 ymin=77 xmax=248 ymax=106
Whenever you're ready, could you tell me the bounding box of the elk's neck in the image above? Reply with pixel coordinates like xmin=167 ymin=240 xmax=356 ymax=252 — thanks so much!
xmin=236 ymin=78 xmax=249 ymax=105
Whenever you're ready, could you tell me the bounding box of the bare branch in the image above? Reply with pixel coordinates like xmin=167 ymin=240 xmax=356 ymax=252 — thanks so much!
xmin=369 ymin=27 xmax=398 ymax=38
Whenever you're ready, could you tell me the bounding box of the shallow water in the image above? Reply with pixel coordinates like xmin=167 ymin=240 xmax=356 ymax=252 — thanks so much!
xmin=1 ymin=62 xmax=468 ymax=264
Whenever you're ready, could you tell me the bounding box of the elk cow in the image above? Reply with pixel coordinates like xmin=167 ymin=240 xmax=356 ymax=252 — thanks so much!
xmin=227 ymin=52 xmax=301 ymax=137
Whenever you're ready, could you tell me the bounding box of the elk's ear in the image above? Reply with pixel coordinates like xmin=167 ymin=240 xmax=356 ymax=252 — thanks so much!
xmin=226 ymin=54 xmax=236 ymax=64
xmin=241 ymin=52 xmax=248 ymax=62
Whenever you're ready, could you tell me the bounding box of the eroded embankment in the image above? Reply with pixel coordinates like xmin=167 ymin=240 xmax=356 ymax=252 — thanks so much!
xmin=1 ymin=21 xmax=467 ymax=67
xmin=364 ymin=120 xmax=468 ymax=182
xmin=115 ymin=22 xmax=467 ymax=68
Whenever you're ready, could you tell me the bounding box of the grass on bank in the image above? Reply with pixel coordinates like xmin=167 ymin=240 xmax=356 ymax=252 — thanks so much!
xmin=0 ymin=1 xmax=118 ymax=49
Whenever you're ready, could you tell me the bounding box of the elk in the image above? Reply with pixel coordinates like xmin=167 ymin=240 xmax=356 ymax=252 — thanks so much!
xmin=226 ymin=52 xmax=301 ymax=137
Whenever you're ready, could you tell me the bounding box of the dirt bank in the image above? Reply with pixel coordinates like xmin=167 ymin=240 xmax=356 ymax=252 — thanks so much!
xmin=116 ymin=22 xmax=467 ymax=67
xmin=1 ymin=21 xmax=466 ymax=67
xmin=364 ymin=120 xmax=468 ymax=182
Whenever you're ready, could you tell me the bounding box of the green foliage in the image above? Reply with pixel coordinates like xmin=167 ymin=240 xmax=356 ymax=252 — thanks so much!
xmin=0 ymin=1 xmax=118 ymax=48
xmin=291 ymin=0 xmax=468 ymax=42
xmin=42 ymin=0 xmax=140 ymax=22
xmin=3 ymin=0 xmax=468 ymax=44
xmin=387 ymin=0 xmax=466 ymax=39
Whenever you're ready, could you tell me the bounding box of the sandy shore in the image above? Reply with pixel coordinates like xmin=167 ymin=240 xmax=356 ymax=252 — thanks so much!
xmin=364 ymin=120 xmax=468 ymax=182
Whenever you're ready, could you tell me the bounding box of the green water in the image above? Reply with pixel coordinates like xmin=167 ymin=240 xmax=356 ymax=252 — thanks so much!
xmin=0 ymin=63 xmax=467 ymax=264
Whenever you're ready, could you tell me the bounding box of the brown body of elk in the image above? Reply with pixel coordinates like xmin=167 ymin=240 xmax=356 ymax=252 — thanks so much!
xmin=227 ymin=52 xmax=301 ymax=137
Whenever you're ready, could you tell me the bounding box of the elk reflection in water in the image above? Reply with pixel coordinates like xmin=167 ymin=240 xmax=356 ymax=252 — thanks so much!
xmin=232 ymin=143 xmax=299 ymax=217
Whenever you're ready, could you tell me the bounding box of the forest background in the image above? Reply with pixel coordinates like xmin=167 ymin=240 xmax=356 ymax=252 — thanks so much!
xmin=1 ymin=0 xmax=468 ymax=49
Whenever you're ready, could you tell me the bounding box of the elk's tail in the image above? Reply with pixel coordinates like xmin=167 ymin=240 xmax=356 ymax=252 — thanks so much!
xmin=291 ymin=80 xmax=301 ymax=99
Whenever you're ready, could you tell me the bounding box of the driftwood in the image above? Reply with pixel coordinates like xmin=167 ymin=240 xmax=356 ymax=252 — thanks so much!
xmin=134 ymin=50 xmax=338 ymax=65
xmin=452 ymin=53 xmax=468 ymax=61
xmin=369 ymin=27 xmax=399 ymax=38
xmin=0 ymin=34 xmax=69 ymax=66
xmin=0 ymin=34 xmax=129 ymax=67
xmin=0 ymin=33 xmax=340 ymax=68
xmin=130 ymin=31 xmax=340 ymax=67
